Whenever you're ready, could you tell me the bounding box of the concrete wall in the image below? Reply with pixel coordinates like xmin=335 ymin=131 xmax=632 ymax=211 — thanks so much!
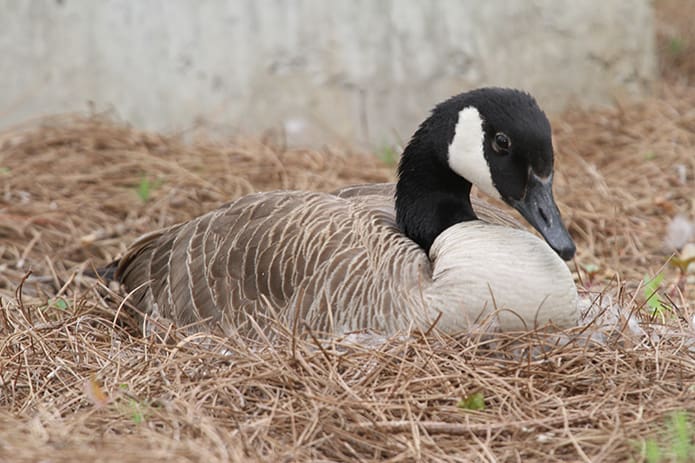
xmin=0 ymin=0 xmax=656 ymax=147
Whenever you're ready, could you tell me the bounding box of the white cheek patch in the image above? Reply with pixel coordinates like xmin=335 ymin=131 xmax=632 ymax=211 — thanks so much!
xmin=447 ymin=106 xmax=499 ymax=199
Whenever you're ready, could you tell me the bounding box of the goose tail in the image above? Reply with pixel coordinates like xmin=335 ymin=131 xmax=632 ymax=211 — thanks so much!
xmin=95 ymin=260 xmax=120 ymax=281
xmin=82 ymin=259 xmax=120 ymax=281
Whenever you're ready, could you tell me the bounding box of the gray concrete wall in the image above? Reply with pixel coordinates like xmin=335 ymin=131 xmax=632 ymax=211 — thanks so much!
xmin=0 ymin=0 xmax=655 ymax=147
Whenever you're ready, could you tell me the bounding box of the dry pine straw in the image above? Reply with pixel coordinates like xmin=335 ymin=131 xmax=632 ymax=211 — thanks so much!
xmin=655 ymin=0 xmax=695 ymax=86
xmin=0 ymin=84 xmax=694 ymax=462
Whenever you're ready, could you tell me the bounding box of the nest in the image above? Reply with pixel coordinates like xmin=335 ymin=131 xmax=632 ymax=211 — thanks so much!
xmin=1 ymin=69 xmax=694 ymax=463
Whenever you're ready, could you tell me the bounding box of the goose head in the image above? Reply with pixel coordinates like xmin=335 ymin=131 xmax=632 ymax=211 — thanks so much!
xmin=395 ymin=87 xmax=575 ymax=260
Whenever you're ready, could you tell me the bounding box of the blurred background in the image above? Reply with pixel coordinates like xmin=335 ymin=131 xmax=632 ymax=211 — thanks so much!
xmin=0 ymin=0 xmax=676 ymax=148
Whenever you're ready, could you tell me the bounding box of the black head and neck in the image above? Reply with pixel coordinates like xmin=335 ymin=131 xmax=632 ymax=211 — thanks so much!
xmin=395 ymin=87 xmax=576 ymax=261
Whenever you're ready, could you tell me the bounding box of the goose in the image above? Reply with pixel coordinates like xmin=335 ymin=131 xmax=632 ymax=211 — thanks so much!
xmin=110 ymin=87 xmax=579 ymax=337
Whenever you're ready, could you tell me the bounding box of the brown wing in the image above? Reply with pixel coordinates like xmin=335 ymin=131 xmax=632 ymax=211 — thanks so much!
xmin=115 ymin=190 xmax=426 ymax=335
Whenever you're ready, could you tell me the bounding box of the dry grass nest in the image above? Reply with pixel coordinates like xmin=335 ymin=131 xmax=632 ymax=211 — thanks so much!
xmin=1 ymin=82 xmax=694 ymax=462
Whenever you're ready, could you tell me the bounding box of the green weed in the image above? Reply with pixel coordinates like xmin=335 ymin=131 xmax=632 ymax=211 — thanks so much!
xmin=643 ymin=273 xmax=670 ymax=316
xmin=51 ymin=298 xmax=69 ymax=310
xmin=136 ymin=175 xmax=162 ymax=203
xmin=377 ymin=144 xmax=399 ymax=166
xmin=669 ymin=37 xmax=686 ymax=55
xmin=638 ymin=411 xmax=695 ymax=463
xmin=457 ymin=392 xmax=486 ymax=411
xmin=117 ymin=384 xmax=151 ymax=424
xmin=126 ymin=398 xmax=147 ymax=424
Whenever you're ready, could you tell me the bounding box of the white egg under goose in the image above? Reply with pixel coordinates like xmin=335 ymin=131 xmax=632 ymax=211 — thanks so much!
xmin=110 ymin=87 xmax=579 ymax=337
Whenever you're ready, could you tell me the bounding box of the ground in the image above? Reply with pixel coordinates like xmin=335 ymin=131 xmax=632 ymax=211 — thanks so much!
xmin=1 ymin=4 xmax=695 ymax=462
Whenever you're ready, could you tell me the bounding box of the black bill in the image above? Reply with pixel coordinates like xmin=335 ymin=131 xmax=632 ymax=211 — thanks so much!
xmin=510 ymin=174 xmax=576 ymax=261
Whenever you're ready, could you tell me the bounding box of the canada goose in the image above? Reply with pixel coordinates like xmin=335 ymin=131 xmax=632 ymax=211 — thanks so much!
xmin=111 ymin=87 xmax=579 ymax=336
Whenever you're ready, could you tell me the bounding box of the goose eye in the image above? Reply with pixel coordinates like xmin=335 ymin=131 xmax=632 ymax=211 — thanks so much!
xmin=492 ymin=132 xmax=511 ymax=153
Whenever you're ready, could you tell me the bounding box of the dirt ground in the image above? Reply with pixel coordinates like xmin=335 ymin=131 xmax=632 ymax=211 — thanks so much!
xmin=1 ymin=5 xmax=695 ymax=463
